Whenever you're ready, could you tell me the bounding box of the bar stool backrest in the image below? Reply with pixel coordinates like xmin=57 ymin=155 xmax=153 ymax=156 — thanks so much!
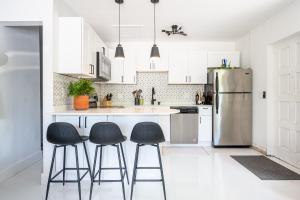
xmin=130 ymin=122 xmax=165 ymax=144
xmin=90 ymin=122 xmax=124 ymax=144
xmin=47 ymin=122 xmax=81 ymax=145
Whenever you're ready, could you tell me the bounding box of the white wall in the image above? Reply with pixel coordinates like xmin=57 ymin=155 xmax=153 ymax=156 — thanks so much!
xmin=0 ymin=0 xmax=55 ymax=183
xmin=0 ymin=26 xmax=41 ymax=182
xmin=236 ymin=0 xmax=300 ymax=152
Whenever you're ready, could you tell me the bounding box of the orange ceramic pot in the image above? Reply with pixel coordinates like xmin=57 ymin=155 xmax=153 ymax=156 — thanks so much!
xmin=74 ymin=95 xmax=89 ymax=110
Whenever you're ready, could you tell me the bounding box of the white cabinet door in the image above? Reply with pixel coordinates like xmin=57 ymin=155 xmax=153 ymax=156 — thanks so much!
xmin=136 ymin=45 xmax=169 ymax=72
xmin=207 ymin=52 xmax=240 ymax=68
xmin=198 ymin=115 xmax=212 ymax=142
xmin=168 ymin=49 xmax=189 ymax=84
xmin=108 ymin=48 xmax=124 ymax=84
xmin=188 ymin=50 xmax=207 ymax=84
xmin=123 ymin=46 xmax=137 ymax=84
xmin=57 ymin=17 xmax=105 ymax=78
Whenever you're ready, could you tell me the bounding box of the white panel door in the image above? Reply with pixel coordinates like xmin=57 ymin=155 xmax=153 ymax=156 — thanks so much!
xmin=275 ymin=37 xmax=300 ymax=168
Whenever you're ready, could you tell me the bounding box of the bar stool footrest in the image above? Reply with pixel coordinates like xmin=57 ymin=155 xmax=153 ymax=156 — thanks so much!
xmin=50 ymin=168 xmax=90 ymax=182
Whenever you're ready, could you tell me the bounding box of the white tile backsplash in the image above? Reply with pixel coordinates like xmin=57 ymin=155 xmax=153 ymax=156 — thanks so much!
xmin=53 ymin=72 xmax=204 ymax=106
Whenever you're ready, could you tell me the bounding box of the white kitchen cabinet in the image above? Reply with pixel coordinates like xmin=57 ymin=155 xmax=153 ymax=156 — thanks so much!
xmin=188 ymin=50 xmax=208 ymax=84
xmin=168 ymin=49 xmax=207 ymax=84
xmin=168 ymin=49 xmax=188 ymax=84
xmin=108 ymin=47 xmax=136 ymax=84
xmin=198 ymin=106 xmax=212 ymax=146
xmin=136 ymin=45 xmax=169 ymax=72
xmin=207 ymin=51 xmax=240 ymax=68
xmin=57 ymin=17 xmax=105 ymax=78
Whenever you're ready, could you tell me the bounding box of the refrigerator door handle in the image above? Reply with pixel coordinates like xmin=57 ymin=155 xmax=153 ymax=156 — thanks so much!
xmin=216 ymin=72 xmax=219 ymax=114
xmin=216 ymin=72 xmax=219 ymax=93
xmin=216 ymin=93 xmax=219 ymax=114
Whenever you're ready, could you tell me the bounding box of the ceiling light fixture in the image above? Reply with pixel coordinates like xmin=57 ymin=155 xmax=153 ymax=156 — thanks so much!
xmin=150 ymin=0 xmax=160 ymax=60
xmin=115 ymin=0 xmax=125 ymax=60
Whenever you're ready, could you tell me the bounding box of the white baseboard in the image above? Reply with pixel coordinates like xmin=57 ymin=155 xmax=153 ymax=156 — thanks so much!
xmin=0 ymin=151 xmax=42 ymax=183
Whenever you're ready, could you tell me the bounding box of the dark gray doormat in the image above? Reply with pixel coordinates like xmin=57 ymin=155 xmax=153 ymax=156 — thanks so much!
xmin=231 ymin=155 xmax=300 ymax=180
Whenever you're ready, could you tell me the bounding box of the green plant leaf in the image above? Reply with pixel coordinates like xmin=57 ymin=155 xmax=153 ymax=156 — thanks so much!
xmin=68 ymin=79 xmax=95 ymax=96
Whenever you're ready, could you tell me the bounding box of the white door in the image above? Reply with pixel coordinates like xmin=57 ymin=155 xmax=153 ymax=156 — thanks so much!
xmin=168 ymin=49 xmax=188 ymax=84
xmin=274 ymin=36 xmax=300 ymax=168
xmin=188 ymin=50 xmax=207 ymax=84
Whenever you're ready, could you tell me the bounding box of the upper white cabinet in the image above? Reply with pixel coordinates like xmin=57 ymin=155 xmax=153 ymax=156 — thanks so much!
xmin=168 ymin=48 xmax=207 ymax=84
xmin=136 ymin=45 xmax=169 ymax=72
xmin=108 ymin=47 xmax=136 ymax=84
xmin=56 ymin=17 xmax=105 ymax=78
xmin=207 ymin=51 xmax=240 ymax=68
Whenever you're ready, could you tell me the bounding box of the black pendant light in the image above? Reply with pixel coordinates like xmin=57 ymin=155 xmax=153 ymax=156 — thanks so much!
xmin=115 ymin=0 xmax=125 ymax=59
xmin=150 ymin=0 xmax=160 ymax=60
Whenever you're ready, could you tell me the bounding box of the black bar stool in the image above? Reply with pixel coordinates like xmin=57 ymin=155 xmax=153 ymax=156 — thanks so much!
xmin=45 ymin=122 xmax=92 ymax=200
xmin=130 ymin=122 xmax=166 ymax=200
xmin=89 ymin=122 xmax=129 ymax=200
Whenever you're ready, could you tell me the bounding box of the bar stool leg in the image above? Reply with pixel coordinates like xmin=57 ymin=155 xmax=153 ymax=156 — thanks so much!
xmin=120 ymin=143 xmax=129 ymax=184
xmin=130 ymin=144 xmax=140 ymax=200
xmin=117 ymin=145 xmax=126 ymax=200
xmin=63 ymin=145 xmax=66 ymax=186
xmin=98 ymin=145 xmax=103 ymax=185
xmin=89 ymin=146 xmax=98 ymax=200
xmin=157 ymin=144 xmax=166 ymax=200
xmin=45 ymin=145 xmax=57 ymax=200
xmin=83 ymin=142 xmax=92 ymax=180
xmin=74 ymin=145 xmax=82 ymax=200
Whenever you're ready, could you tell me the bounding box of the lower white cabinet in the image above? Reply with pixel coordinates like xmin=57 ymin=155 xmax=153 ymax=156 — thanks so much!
xmin=198 ymin=106 xmax=212 ymax=145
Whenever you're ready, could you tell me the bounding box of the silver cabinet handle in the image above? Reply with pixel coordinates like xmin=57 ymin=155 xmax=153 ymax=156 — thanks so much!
xmin=186 ymin=76 xmax=187 ymax=83
xmin=84 ymin=116 xmax=87 ymax=128
xmin=189 ymin=76 xmax=192 ymax=83
xmin=121 ymin=75 xmax=124 ymax=83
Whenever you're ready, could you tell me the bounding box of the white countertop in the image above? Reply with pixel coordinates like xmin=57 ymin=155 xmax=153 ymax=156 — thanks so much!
xmin=53 ymin=106 xmax=180 ymax=116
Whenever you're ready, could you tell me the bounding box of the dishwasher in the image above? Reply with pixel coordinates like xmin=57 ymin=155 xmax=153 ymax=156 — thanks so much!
xmin=170 ymin=106 xmax=199 ymax=144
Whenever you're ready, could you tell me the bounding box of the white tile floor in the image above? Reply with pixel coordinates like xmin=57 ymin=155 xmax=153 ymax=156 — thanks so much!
xmin=1 ymin=147 xmax=300 ymax=200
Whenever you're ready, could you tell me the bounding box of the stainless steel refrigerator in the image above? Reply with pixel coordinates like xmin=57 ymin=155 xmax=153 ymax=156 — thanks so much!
xmin=207 ymin=68 xmax=252 ymax=146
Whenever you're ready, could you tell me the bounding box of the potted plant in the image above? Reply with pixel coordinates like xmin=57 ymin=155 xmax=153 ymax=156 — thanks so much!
xmin=68 ymin=79 xmax=95 ymax=110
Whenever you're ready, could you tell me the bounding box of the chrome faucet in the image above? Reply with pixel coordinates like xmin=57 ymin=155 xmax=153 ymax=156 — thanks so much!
xmin=151 ymin=87 xmax=156 ymax=105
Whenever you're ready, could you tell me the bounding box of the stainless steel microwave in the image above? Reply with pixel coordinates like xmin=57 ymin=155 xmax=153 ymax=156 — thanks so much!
xmin=96 ymin=52 xmax=111 ymax=81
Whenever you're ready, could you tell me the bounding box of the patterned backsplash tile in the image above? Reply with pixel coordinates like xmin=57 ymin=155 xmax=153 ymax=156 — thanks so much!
xmin=99 ymin=72 xmax=204 ymax=106
xmin=53 ymin=72 xmax=204 ymax=106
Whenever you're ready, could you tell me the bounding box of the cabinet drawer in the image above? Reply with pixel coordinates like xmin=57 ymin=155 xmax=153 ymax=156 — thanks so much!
xmin=198 ymin=106 xmax=212 ymax=116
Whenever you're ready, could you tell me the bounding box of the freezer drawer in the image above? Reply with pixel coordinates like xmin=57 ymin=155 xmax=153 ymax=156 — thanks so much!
xmin=170 ymin=113 xmax=198 ymax=144
xmin=213 ymin=93 xmax=252 ymax=146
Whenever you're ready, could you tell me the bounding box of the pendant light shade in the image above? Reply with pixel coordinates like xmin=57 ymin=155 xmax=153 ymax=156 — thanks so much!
xmin=115 ymin=44 xmax=125 ymax=59
xmin=150 ymin=44 xmax=160 ymax=59
xmin=115 ymin=0 xmax=125 ymax=60
xmin=150 ymin=0 xmax=160 ymax=60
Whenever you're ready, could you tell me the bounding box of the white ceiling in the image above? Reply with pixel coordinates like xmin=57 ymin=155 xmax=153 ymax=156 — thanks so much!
xmin=63 ymin=0 xmax=294 ymax=42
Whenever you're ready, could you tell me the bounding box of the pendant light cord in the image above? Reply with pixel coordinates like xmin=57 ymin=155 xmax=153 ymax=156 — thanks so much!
xmin=119 ymin=3 xmax=121 ymax=45
xmin=154 ymin=3 xmax=156 ymax=45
